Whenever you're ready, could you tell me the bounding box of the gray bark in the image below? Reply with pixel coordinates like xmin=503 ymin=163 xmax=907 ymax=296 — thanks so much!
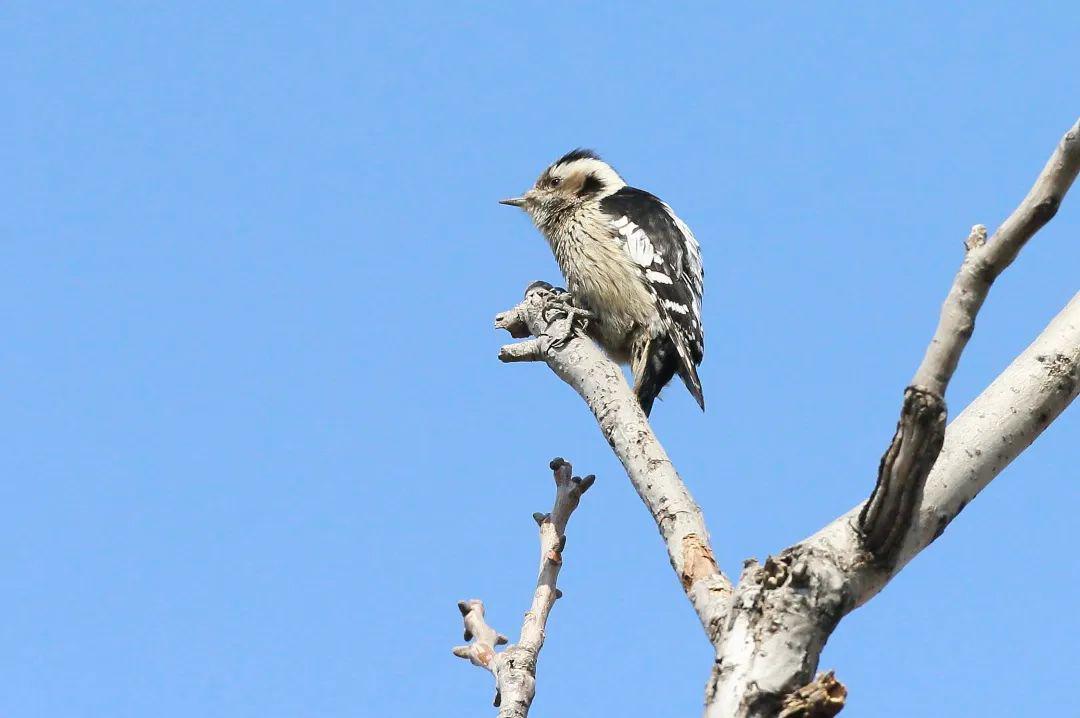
xmin=494 ymin=285 xmax=735 ymax=639
xmin=457 ymin=118 xmax=1080 ymax=717
xmin=861 ymin=117 xmax=1080 ymax=562
xmin=706 ymin=292 xmax=1080 ymax=717
xmin=707 ymin=116 xmax=1080 ymax=716
xmin=452 ymin=459 xmax=593 ymax=717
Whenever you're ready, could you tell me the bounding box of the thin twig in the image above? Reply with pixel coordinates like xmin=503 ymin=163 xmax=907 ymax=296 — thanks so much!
xmin=453 ymin=459 xmax=594 ymax=717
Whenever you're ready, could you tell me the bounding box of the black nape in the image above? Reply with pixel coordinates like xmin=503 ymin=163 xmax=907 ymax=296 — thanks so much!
xmin=577 ymin=173 xmax=605 ymax=198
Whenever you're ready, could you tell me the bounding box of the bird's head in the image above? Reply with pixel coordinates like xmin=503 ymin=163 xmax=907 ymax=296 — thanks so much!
xmin=500 ymin=149 xmax=626 ymax=226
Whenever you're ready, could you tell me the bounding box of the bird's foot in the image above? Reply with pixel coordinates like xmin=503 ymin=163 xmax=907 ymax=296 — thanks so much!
xmin=524 ymin=281 xmax=592 ymax=348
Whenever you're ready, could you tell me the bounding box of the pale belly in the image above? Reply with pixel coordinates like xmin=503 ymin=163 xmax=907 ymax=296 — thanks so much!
xmin=556 ymin=235 xmax=660 ymax=363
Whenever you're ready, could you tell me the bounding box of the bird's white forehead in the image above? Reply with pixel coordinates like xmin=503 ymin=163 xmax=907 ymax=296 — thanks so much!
xmin=546 ymin=157 xmax=626 ymax=190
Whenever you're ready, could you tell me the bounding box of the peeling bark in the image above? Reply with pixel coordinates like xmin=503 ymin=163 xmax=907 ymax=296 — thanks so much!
xmin=681 ymin=534 xmax=721 ymax=591
xmin=705 ymin=546 xmax=849 ymax=718
xmin=858 ymin=386 xmax=945 ymax=561
xmin=778 ymin=672 xmax=847 ymax=718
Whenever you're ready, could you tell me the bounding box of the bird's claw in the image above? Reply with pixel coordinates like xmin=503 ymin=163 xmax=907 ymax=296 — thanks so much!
xmin=523 ymin=281 xmax=592 ymax=347
xmin=542 ymin=293 xmax=591 ymax=347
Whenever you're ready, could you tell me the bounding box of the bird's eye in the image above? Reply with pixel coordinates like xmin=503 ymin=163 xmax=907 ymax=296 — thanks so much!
xmin=550 ymin=177 xmax=562 ymax=187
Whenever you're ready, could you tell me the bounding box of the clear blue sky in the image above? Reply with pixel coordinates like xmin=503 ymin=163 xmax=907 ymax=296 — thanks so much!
xmin=3 ymin=3 xmax=1077 ymax=716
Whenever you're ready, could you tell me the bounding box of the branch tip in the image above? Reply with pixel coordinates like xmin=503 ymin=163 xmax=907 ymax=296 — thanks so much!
xmin=499 ymin=339 xmax=542 ymax=363
xmin=551 ymin=461 xmax=573 ymax=485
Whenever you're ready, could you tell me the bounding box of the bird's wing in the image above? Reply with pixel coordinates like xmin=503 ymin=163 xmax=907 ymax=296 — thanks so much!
xmin=601 ymin=187 xmax=704 ymax=400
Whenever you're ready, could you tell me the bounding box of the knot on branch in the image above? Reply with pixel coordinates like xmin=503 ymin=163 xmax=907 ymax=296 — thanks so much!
xmin=745 ymin=549 xmax=833 ymax=598
xmin=495 ymin=282 xmax=592 ymax=363
xmin=759 ymin=555 xmax=790 ymax=590
xmin=858 ymin=386 xmax=946 ymax=562
xmin=1038 ymin=352 xmax=1079 ymax=396
xmin=964 ymin=224 xmax=987 ymax=251
xmin=778 ymin=671 xmax=847 ymax=718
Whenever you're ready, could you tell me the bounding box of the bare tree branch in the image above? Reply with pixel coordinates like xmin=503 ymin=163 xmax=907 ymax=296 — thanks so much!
xmin=699 ymin=292 xmax=1080 ymax=715
xmin=705 ymin=119 xmax=1080 ymax=716
xmin=916 ymin=117 xmax=1080 ymax=396
xmin=822 ymin=291 xmax=1080 ymax=606
xmin=453 ymin=458 xmax=593 ymax=717
xmin=470 ymin=119 xmax=1079 ymax=718
xmin=860 ymin=118 xmax=1080 ymax=561
xmin=704 ymin=299 xmax=1080 ymax=718
xmin=496 ymin=285 xmax=733 ymax=641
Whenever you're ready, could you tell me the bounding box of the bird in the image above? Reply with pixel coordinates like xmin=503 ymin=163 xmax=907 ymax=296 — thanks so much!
xmin=500 ymin=149 xmax=704 ymax=416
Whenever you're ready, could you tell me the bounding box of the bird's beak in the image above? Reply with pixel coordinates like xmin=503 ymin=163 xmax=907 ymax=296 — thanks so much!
xmin=499 ymin=196 xmax=527 ymax=207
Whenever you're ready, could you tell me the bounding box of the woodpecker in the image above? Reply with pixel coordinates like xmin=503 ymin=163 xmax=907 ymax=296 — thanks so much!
xmin=501 ymin=149 xmax=704 ymax=416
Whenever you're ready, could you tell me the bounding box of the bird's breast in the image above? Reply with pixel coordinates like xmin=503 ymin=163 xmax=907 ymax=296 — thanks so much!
xmin=546 ymin=216 xmax=659 ymax=359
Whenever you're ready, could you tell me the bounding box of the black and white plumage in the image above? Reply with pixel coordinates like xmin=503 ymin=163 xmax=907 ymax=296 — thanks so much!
xmin=501 ymin=149 xmax=704 ymax=416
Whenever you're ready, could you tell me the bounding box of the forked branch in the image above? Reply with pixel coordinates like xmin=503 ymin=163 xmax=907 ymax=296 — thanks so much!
xmin=453 ymin=458 xmax=593 ymax=718
xmin=859 ymin=118 xmax=1080 ymax=561
xmin=704 ymin=118 xmax=1080 ymax=717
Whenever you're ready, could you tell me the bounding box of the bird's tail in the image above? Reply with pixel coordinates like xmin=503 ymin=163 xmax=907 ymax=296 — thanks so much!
xmin=635 ymin=336 xmax=705 ymax=416
xmin=677 ymin=361 xmax=705 ymax=412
